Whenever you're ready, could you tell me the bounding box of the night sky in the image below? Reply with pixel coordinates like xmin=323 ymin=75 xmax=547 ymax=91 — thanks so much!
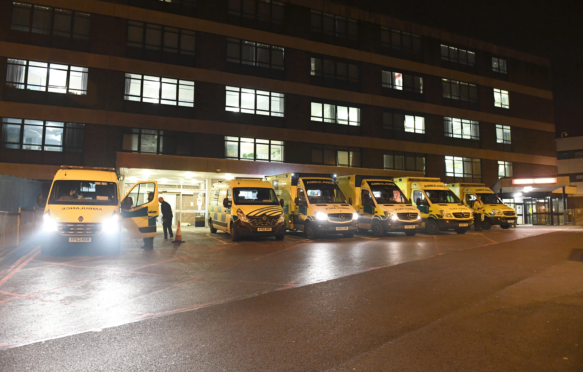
xmin=340 ymin=0 xmax=583 ymax=138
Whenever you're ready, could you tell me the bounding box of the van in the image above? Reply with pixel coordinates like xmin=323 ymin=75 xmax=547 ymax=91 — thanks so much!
xmin=447 ymin=183 xmax=517 ymax=229
xmin=336 ymin=175 xmax=421 ymax=236
xmin=394 ymin=177 xmax=474 ymax=235
xmin=208 ymin=178 xmax=286 ymax=241
xmin=267 ymin=173 xmax=358 ymax=239
xmin=42 ymin=166 xmax=159 ymax=254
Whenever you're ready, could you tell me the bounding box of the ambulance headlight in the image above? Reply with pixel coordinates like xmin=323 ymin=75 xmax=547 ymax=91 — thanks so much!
xmin=440 ymin=210 xmax=453 ymax=218
xmin=316 ymin=212 xmax=328 ymax=221
xmin=102 ymin=213 xmax=120 ymax=234
xmin=277 ymin=214 xmax=285 ymax=223
xmin=43 ymin=213 xmax=58 ymax=232
xmin=491 ymin=209 xmax=503 ymax=216
xmin=385 ymin=212 xmax=398 ymax=221
xmin=417 ymin=214 xmax=422 ymax=220
xmin=352 ymin=212 xmax=359 ymax=221
xmin=237 ymin=208 xmax=249 ymax=223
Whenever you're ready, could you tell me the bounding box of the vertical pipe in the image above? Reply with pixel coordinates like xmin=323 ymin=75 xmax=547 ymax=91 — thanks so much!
xmin=205 ymin=178 xmax=209 ymax=228
xmin=562 ymin=186 xmax=566 ymax=225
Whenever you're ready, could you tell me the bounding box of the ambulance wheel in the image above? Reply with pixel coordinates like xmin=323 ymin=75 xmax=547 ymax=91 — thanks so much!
xmin=405 ymin=230 xmax=417 ymax=237
xmin=425 ymin=220 xmax=440 ymax=235
xmin=481 ymin=219 xmax=492 ymax=230
xmin=275 ymin=233 xmax=285 ymax=241
xmin=500 ymin=224 xmax=511 ymax=229
xmin=230 ymin=225 xmax=241 ymax=241
xmin=209 ymin=220 xmax=217 ymax=234
xmin=455 ymin=228 xmax=468 ymax=234
xmin=304 ymin=223 xmax=316 ymax=240
xmin=342 ymin=232 xmax=354 ymax=238
xmin=357 ymin=228 xmax=369 ymax=234
xmin=371 ymin=222 xmax=384 ymax=237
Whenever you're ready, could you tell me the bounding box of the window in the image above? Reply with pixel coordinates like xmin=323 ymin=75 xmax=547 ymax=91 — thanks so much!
xmin=496 ymin=124 xmax=511 ymax=144
xmin=311 ymin=103 xmax=360 ymax=126
xmin=383 ymin=112 xmax=425 ymax=135
xmin=382 ymin=71 xmax=423 ymax=93
xmin=1 ymin=117 xmax=84 ymax=152
xmin=124 ymin=74 xmax=194 ymax=107
xmin=492 ymin=57 xmax=507 ymax=74
xmin=494 ymin=89 xmax=510 ymax=109
xmin=225 ymin=86 xmax=284 ymax=116
xmin=384 ymin=152 xmax=425 ymax=173
xmin=311 ymin=57 xmax=359 ymax=84
xmin=445 ymin=156 xmax=481 ymax=182
xmin=227 ymin=38 xmax=284 ymax=70
xmin=498 ymin=161 xmax=513 ymax=178
xmin=310 ymin=11 xmax=357 ymax=40
xmin=127 ymin=21 xmax=195 ymax=56
xmin=11 ymin=2 xmax=90 ymax=39
xmin=337 ymin=150 xmax=360 ymax=167
xmin=311 ymin=145 xmax=360 ymax=167
xmin=440 ymin=44 xmax=476 ymax=66
xmin=442 ymin=78 xmax=478 ymax=103
xmin=381 ymin=28 xmax=421 ymax=53
xmin=225 ymin=136 xmax=283 ymax=162
xmin=6 ymin=58 xmax=88 ymax=95
xmin=444 ymin=117 xmax=479 ymax=140
xmin=122 ymin=128 xmax=193 ymax=155
xmin=558 ymin=151 xmax=569 ymax=160
xmin=228 ymin=0 xmax=284 ymax=24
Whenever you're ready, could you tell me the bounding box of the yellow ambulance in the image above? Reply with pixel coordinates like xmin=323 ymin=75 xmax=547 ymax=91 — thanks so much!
xmin=447 ymin=183 xmax=517 ymax=229
xmin=394 ymin=177 xmax=474 ymax=234
xmin=336 ymin=175 xmax=421 ymax=236
xmin=208 ymin=178 xmax=286 ymax=241
xmin=42 ymin=166 xmax=159 ymax=254
xmin=267 ymin=173 xmax=358 ymax=239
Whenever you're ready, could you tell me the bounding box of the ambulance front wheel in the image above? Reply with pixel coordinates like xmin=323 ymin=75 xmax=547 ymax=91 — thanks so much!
xmin=371 ymin=222 xmax=384 ymax=237
xmin=425 ymin=219 xmax=440 ymax=235
xmin=230 ymin=224 xmax=241 ymax=241
xmin=304 ymin=223 xmax=316 ymax=240
xmin=481 ymin=218 xmax=492 ymax=230
xmin=500 ymin=224 xmax=511 ymax=229
xmin=275 ymin=233 xmax=285 ymax=241
xmin=405 ymin=230 xmax=417 ymax=236
xmin=455 ymin=227 xmax=468 ymax=234
xmin=209 ymin=220 xmax=217 ymax=234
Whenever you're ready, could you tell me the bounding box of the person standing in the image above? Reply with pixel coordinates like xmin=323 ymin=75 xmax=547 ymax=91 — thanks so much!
xmin=473 ymin=195 xmax=485 ymax=231
xmin=159 ymin=197 xmax=174 ymax=239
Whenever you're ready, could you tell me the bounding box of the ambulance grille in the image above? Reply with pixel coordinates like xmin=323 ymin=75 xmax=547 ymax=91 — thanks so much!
xmin=503 ymin=211 xmax=515 ymax=216
xmin=453 ymin=212 xmax=471 ymax=219
xmin=328 ymin=213 xmax=352 ymax=222
xmin=249 ymin=216 xmax=279 ymax=227
xmin=58 ymin=223 xmax=102 ymax=236
xmin=397 ymin=213 xmax=418 ymax=221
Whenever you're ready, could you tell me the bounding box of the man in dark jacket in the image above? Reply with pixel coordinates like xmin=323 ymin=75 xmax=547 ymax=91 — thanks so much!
xmin=159 ymin=197 xmax=174 ymax=239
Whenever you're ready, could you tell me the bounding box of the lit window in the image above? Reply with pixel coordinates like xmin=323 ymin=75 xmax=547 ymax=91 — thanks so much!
xmin=496 ymin=124 xmax=511 ymax=144
xmin=6 ymin=58 xmax=88 ymax=95
xmin=1 ymin=117 xmax=84 ymax=152
xmin=11 ymin=2 xmax=90 ymax=39
xmin=127 ymin=21 xmax=195 ymax=56
xmin=311 ymin=103 xmax=360 ymax=126
xmin=124 ymin=74 xmax=194 ymax=107
xmin=384 ymin=152 xmax=425 ymax=173
xmin=381 ymin=28 xmax=421 ymax=53
xmin=122 ymin=128 xmax=193 ymax=155
xmin=445 ymin=156 xmax=481 ymax=182
xmin=444 ymin=117 xmax=479 ymax=140
xmin=227 ymin=38 xmax=284 ymax=70
xmin=311 ymin=57 xmax=359 ymax=84
xmin=492 ymin=57 xmax=507 ymax=74
xmin=337 ymin=150 xmax=360 ymax=167
xmin=225 ymin=86 xmax=284 ymax=116
xmin=311 ymin=10 xmax=357 ymax=40
xmin=440 ymin=44 xmax=476 ymax=66
xmin=442 ymin=78 xmax=478 ymax=103
xmin=382 ymin=71 xmax=423 ymax=93
xmin=228 ymin=0 xmax=284 ymax=24
xmin=498 ymin=161 xmax=513 ymax=178
xmin=404 ymin=115 xmax=425 ymax=134
xmin=383 ymin=112 xmax=425 ymax=136
xmin=225 ymin=136 xmax=283 ymax=162
xmin=494 ymin=89 xmax=510 ymax=109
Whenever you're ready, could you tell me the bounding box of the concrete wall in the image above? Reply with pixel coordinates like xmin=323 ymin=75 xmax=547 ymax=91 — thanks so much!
xmin=0 ymin=174 xmax=43 ymax=212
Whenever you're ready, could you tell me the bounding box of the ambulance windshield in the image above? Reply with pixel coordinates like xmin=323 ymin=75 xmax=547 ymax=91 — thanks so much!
xmin=304 ymin=180 xmax=347 ymax=204
xmin=370 ymin=184 xmax=409 ymax=204
xmin=233 ymin=188 xmax=279 ymax=205
xmin=48 ymin=181 xmax=118 ymax=206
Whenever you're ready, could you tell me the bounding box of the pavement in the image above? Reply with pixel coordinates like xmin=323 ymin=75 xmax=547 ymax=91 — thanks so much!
xmin=0 ymin=225 xmax=582 ymax=371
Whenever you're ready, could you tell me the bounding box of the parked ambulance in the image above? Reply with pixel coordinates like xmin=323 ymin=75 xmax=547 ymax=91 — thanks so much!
xmin=208 ymin=178 xmax=286 ymax=241
xmin=336 ymin=175 xmax=421 ymax=236
xmin=42 ymin=166 xmax=159 ymax=254
xmin=447 ymin=183 xmax=516 ymax=229
xmin=267 ymin=173 xmax=358 ymax=239
xmin=394 ymin=177 xmax=474 ymax=234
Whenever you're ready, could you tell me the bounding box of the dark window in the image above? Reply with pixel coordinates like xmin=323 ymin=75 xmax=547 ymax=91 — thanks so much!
xmin=227 ymin=38 xmax=284 ymax=70
xmin=310 ymin=10 xmax=357 ymax=40
xmin=311 ymin=57 xmax=359 ymax=87
xmin=442 ymin=78 xmax=478 ymax=103
xmin=311 ymin=103 xmax=360 ymax=126
xmin=311 ymin=145 xmax=360 ymax=167
xmin=557 ymin=151 xmax=570 ymax=160
xmin=492 ymin=57 xmax=507 ymax=74
xmin=383 ymin=112 xmax=425 ymax=136
xmin=11 ymin=2 xmax=91 ymax=39
xmin=381 ymin=28 xmax=421 ymax=53
xmin=127 ymin=21 xmax=195 ymax=56
xmin=440 ymin=44 xmax=475 ymax=66
xmin=382 ymin=70 xmax=423 ymax=93
xmin=383 ymin=152 xmax=425 ymax=173
xmin=1 ymin=117 xmax=84 ymax=152
xmin=228 ymin=0 xmax=284 ymax=24
xmin=122 ymin=128 xmax=193 ymax=156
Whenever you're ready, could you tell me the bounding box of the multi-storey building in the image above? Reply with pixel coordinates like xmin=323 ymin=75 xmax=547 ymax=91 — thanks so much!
xmin=0 ymin=0 xmax=558 ymax=225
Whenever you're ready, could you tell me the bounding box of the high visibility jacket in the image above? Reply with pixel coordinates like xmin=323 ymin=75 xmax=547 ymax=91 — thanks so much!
xmin=473 ymin=200 xmax=484 ymax=213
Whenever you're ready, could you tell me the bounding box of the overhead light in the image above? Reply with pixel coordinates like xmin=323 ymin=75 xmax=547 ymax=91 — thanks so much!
xmin=513 ymin=192 xmax=523 ymax=197
xmin=184 ymin=172 xmax=194 ymax=178
xmin=225 ymin=173 xmax=234 ymax=180
xmin=142 ymin=170 xmax=152 ymax=177
xmin=523 ymin=186 xmax=533 ymax=192
xmin=160 ymin=178 xmax=168 ymax=184
xmin=128 ymin=176 xmax=137 ymax=182
xmin=512 ymin=178 xmax=557 ymax=185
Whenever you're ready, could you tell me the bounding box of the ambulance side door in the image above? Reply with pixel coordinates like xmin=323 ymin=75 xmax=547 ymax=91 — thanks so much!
xmin=120 ymin=181 xmax=159 ymax=239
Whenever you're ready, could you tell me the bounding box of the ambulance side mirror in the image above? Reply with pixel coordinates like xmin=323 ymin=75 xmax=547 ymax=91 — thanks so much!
xmin=223 ymin=198 xmax=231 ymax=208
xmin=279 ymin=199 xmax=284 ymax=208
xmin=349 ymin=197 xmax=353 ymax=205
xmin=294 ymin=197 xmax=299 ymax=206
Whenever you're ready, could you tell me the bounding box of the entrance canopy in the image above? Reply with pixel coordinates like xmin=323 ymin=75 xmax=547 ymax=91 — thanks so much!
xmin=492 ymin=176 xmax=575 ymax=195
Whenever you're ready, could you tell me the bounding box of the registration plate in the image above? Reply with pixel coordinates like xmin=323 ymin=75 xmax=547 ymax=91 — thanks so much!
xmin=336 ymin=227 xmax=349 ymax=231
xmin=257 ymin=228 xmax=272 ymax=232
xmin=69 ymin=237 xmax=91 ymax=243
xmin=458 ymin=223 xmax=468 ymax=227
xmin=404 ymin=225 xmax=416 ymax=229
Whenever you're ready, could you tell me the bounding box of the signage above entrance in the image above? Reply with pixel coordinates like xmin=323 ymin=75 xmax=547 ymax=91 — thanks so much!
xmin=512 ymin=178 xmax=558 ymax=185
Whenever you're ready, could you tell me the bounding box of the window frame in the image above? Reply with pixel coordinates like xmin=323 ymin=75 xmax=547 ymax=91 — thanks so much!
xmin=442 ymin=78 xmax=478 ymax=103
xmin=227 ymin=38 xmax=284 ymax=70
xmin=445 ymin=156 xmax=482 ymax=182
xmin=380 ymin=27 xmax=421 ymax=53
xmin=225 ymin=86 xmax=284 ymax=117
xmin=124 ymin=73 xmax=195 ymax=107
xmin=492 ymin=57 xmax=507 ymax=74
xmin=383 ymin=152 xmax=425 ymax=173
xmin=382 ymin=70 xmax=423 ymax=94
xmin=11 ymin=2 xmax=91 ymax=39
xmin=440 ymin=44 xmax=476 ymax=66
xmin=444 ymin=117 xmax=480 ymax=141
xmin=310 ymin=102 xmax=360 ymax=126
xmin=310 ymin=10 xmax=358 ymax=40
xmin=495 ymin=124 xmax=512 ymax=144
xmin=6 ymin=58 xmax=88 ymax=95
xmin=228 ymin=0 xmax=284 ymax=24
xmin=224 ymin=136 xmax=284 ymax=162
xmin=493 ymin=88 xmax=510 ymax=109
xmin=127 ymin=20 xmax=196 ymax=56
xmin=498 ymin=161 xmax=513 ymax=178
xmin=1 ymin=117 xmax=85 ymax=153
xmin=311 ymin=57 xmax=359 ymax=84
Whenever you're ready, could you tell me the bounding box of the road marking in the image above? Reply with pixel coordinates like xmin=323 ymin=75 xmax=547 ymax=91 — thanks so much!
xmin=0 ymin=247 xmax=40 ymax=287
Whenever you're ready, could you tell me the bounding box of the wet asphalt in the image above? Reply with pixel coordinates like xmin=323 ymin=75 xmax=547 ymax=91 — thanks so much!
xmin=0 ymin=226 xmax=582 ymax=371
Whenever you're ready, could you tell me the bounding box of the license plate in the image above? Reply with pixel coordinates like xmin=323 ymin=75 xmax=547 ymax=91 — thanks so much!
xmin=257 ymin=228 xmax=272 ymax=232
xmin=458 ymin=223 xmax=468 ymax=227
xmin=69 ymin=237 xmax=91 ymax=243
xmin=336 ymin=227 xmax=349 ymax=231
xmin=404 ymin=225 xmax=416 ymax=229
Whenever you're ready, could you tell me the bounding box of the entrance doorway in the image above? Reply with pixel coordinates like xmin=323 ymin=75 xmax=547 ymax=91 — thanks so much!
xmin=524 ymin=198 xmax=550 ymax=225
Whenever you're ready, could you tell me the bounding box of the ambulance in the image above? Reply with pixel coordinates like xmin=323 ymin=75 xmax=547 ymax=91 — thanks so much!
xmin=208 ymin=178 xmax=286 ymax=241
xmin=447 ymin=183 xmax=517 ymax=229
xmin=42 ymin=166 xmax=159 ymax=254
xmin=267 ymin=173 xmax=358 ymax=239
xmin=394 ymin=177 xmax=474 ymax=234
xmin=336 ymin=175 xmax=421 ymax=236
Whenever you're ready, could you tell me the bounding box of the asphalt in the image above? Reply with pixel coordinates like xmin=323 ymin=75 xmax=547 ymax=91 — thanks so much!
xmin=1 ymin=226 xmax=582 ymax=371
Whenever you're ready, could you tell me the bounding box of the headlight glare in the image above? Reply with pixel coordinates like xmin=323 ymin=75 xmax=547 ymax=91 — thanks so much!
xmin=237 ymin=208 xmax=249 ymax=223
xmin=43 ymin=213 xmax=58 ymax=232
xmin=102 ymin=213 xmax=120 ymax=234
xmin=277 ymin=214 xmax=285 ymax=223
xmin=492 ymin=209 xmax=502 ymax=215
xmin=440 ymin=210 xmax=453 ymax=218
xmin=352 ymin=212 xmax=359 ymax=221
xmin=417 ymin=214 xmax=422 ymax=220
xmin=316 ymin=212 xmax=328 ymax=221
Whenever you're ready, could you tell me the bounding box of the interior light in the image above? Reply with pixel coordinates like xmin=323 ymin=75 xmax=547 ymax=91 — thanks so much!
xmin=160 ymin=178 xmax=168 ymax=184
xmin=142 ymin=170 xmax=152 ymax=177
xmin=225 ymin=173 xmax=234 ymax=180
xmin=513 ymin=192 xmax=523 ymax=197
xmin=512 ymin=178 xmax=557 ymax=185
xmin=523 ymin=186 xmax=533 ymax=192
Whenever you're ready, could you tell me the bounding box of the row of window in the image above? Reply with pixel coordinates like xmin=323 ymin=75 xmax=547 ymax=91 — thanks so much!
xmin=127 ymin=20 xmax=196 ymax=56
xmin=227 ymin=38 xmax=284 ymax=70
xmin=1 ymin=118 xmax=84 ymax=152
xmin=11 ymin=2 xmax=90 ymax=39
